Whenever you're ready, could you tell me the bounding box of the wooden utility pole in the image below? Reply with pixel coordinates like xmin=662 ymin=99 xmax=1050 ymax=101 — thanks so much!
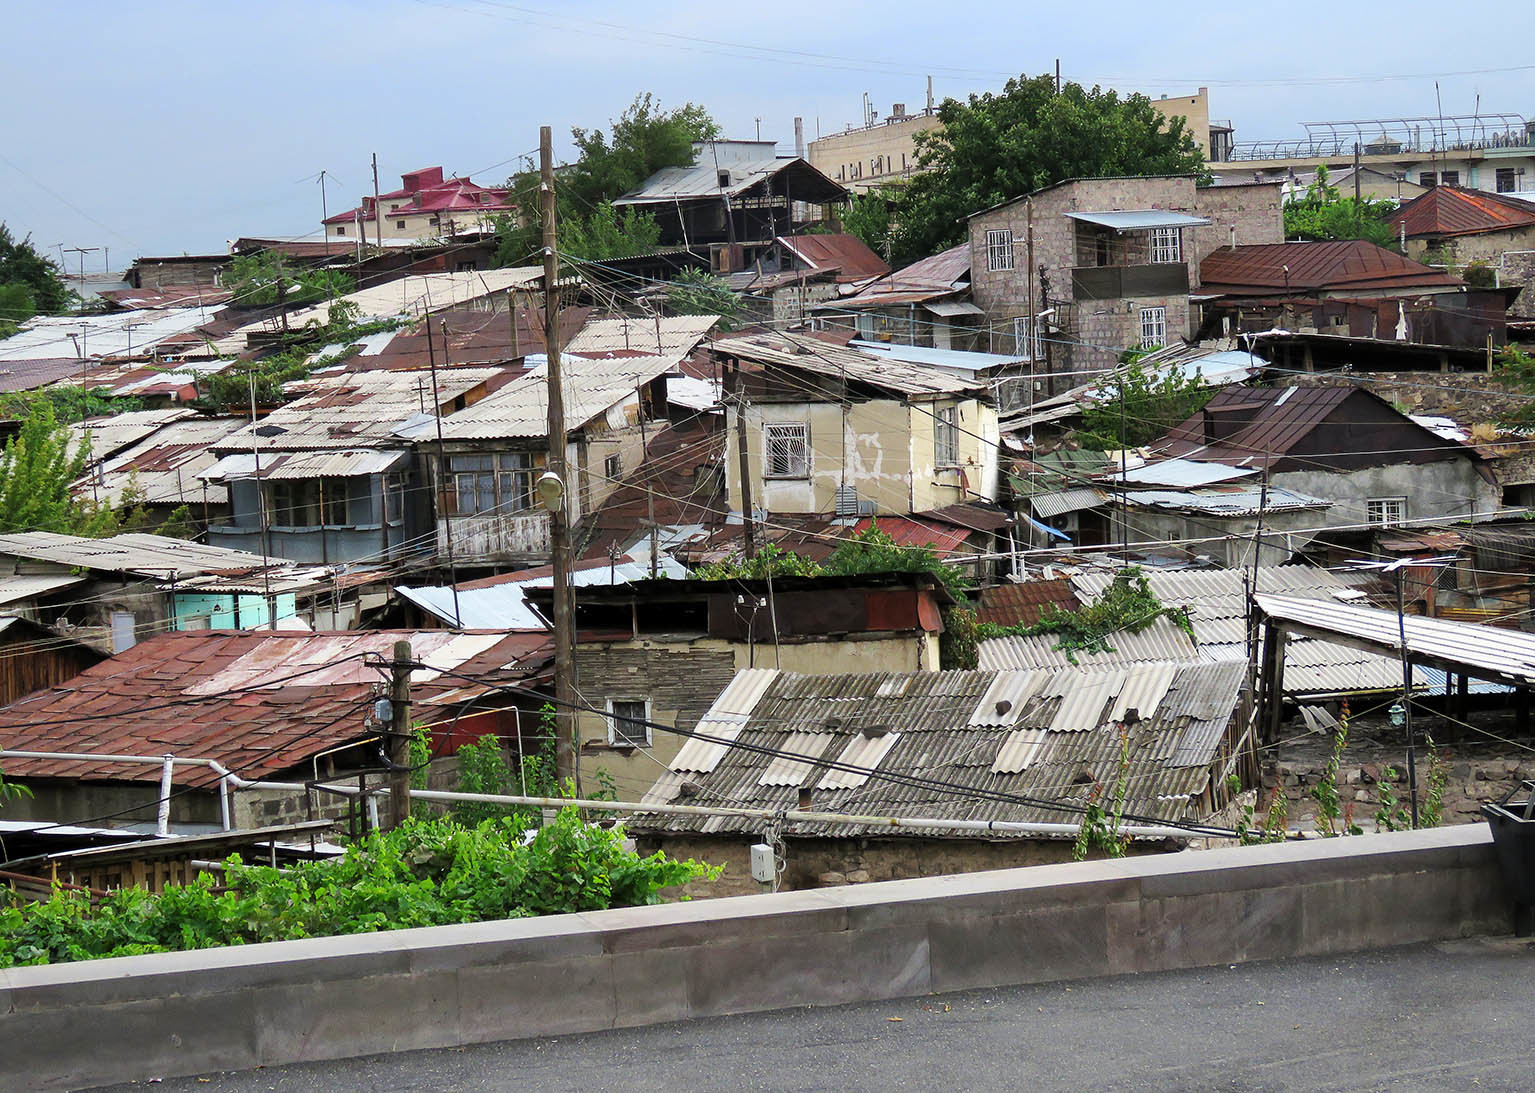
xmin=542 ymin=125 xmax=578 ymax=792
xmin=386 ymin=639 xmax=413 ymax=829
xmin=1025 ymin=196 xmax=1036 ymax=396
xmin=730 ymin=358 xmax=756 ymax=557
xmin=371 ymin=153 xmax=383 ymax=251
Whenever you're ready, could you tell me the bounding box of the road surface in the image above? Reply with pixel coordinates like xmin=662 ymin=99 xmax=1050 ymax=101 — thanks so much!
xmin=93 ymin=937 xmax=1535 ymax=1092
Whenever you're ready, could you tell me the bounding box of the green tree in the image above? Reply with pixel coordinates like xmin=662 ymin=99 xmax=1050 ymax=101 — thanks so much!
xmin=0 ymin=282 xmax=35 ymax=339
xmin=495 ymin=93 xmax=719 ymax=268
xmin=666 ymin=267 xmax=739 ymax=328
xmin=849 ymin=75 xmax=1206 ymax=266
xmin=841 ymin=190 xmax=896 ymax=263
xmin=224 ymin=249 xmax=354 ymax=308
xmin=1283 ymin=165 xmax=1399 ymax=248
xmin=0 ymin=224 xmax=71 ymax=316
xmin=0 ymin=401 xmax=114 ymax=535
xmin=1076 ymin=361 xmax=1217 ymax=450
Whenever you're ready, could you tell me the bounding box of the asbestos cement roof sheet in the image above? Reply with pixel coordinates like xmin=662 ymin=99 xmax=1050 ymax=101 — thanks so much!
xmin=1122 ymin=486 xmax=1329 ymax=516
xmin=1116 ymin=459 xmax=1258 ymax=488
xmin=630 ymin=661 xmax=1245 ymax=839
xmin=201 ymin=448 xmax=410 ymax=482
xmin=710 ymin=331 xmax=982 ymax=397
xmin=978 ymin=616 xmax=1199 ymax=672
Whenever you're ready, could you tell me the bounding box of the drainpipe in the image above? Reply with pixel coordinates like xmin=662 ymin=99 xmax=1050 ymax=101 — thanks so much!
xmin=157 ymin=754 xmax=174 ymax=835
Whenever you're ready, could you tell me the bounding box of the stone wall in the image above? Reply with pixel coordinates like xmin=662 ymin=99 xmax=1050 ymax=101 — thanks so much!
xmin=1405 ymin=226 xmax=1535 ymax=318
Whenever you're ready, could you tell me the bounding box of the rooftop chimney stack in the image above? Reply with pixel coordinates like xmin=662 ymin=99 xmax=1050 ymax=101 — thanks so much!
xmin=794 ymin=116 xmax=805 ymax=158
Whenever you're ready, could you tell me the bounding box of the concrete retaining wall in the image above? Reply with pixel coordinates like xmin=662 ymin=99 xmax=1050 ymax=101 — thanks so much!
xmin=1 ymin=825 xmax=1511 ymax=1090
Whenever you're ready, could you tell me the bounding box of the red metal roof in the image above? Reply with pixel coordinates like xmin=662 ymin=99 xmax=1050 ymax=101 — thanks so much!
xmin=975 ymin=579 xmax=1081 ymax=626
xmin=1198 ymin=240 xmax=1462 ymax=296
xmin=0 ymin=630 xmax=551 ymax=788
xmin=850 ymin=515 xmax=974 ymax=556
xmin=1388 ymin=186 xmax=1535 ymax=239
xmin=777 ymin=234 xmax=890 ymax=283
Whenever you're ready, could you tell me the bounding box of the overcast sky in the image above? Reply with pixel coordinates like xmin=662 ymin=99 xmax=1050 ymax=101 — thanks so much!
xmin=5 ymin=1 xmax=1530 ymax=267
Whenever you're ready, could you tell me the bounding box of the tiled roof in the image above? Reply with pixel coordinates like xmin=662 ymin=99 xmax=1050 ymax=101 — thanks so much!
xmin=632 ymin=662 xmax=1245 ymax=838
xmin=1197 ymin=240 xmax=1462 ymax=296
xmin=0 ymin=630 xmax=552 ymax=788
xmin=974 ymin=579 xmax=1081 ymax=626
xmin=1388 ymin=186 xmax=1535 ymax=239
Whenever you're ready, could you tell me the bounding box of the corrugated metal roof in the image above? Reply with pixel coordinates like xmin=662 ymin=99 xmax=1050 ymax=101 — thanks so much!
xmin=615 ymin=157 xmax=844 ymax=205
xmin=1122 ymin=485 xmax=1329 ymax=515
xmin=201 ymin=448 xmax=410 ymax=482
xmin=1388 ymin=185 xmax=1535 ymax=239
xmin=1255 ymin=592 xmax=1535 ymax=686
xmin=711 ymin=331 xmax=981 ymax=397
xmin=978 ymin=616 xmax=1199 ymax=672
xmin=1029 ymin=487 xmax=1107 ymax=518
xmin=0 ymin=531 xmax=296 ymax=579
xmin=776 ymin=234 xmax=889 ymax=282
xmin=1198 ymin=240 xmax=1462 ymax=295
xmin=1116 ymin=459 xmax=1258 ymax=488
xmin=1 ymin=306 xmax=226 ymax=363
xmin=633 ymin=662 xmax=1246 ymax=839
xmin=1065 ymin=210 xmax=1211 ymax=231
xmin=975 ymin=580 xmax=1081 ymax=627
xmin=0 ymin=574 xmax=86 ymax=606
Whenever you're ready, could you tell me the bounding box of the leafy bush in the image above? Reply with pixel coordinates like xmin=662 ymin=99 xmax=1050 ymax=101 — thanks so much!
xmin=976 ymin=567 xmax=1189 ymax=663
xmin=0 ymin=810 xmax=717 ymax=967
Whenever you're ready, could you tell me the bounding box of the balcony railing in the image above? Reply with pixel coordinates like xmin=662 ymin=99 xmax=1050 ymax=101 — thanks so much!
xmin=1071 ymin=263 xmax=1189 ymax=301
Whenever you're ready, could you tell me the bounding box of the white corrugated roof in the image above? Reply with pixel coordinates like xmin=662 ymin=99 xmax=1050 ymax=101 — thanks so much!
xmin=978 ymin=616 xmax=1198 ymax=673
xmin=201 ymin=448 xmax=410 ymax=482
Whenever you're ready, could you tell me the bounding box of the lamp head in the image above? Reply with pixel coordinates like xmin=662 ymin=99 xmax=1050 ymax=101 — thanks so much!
xmin=536 ymin=470 xmax=565 ymax=513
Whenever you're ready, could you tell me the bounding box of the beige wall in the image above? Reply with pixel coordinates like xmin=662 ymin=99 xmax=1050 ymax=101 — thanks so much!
xmin=575 ymin=633 xmax=938 ymax=799
xmin=725 ymin=396 xmax=999 ymax=517
xmin=1149 ymin=88 xmax=1212 ymax=158
xmin=331 ymin=207 xmax=502 ymax=242
xmin=808 ymin=113 xmax=943 ymax=192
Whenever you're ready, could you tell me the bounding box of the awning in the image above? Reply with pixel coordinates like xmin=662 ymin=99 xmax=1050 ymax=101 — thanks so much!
xmin=201 ymin=449 xmax=411 ymax=482
xmin=1020 ymin=513 xmax=1071 ymax=542
xmin=1027 ymin=487 xmax=1106 ymax=519
xmin=923 ymin=299 xmax=985 ymax=317
xmin=1065 ymin=210 xmax=1212 ymax=232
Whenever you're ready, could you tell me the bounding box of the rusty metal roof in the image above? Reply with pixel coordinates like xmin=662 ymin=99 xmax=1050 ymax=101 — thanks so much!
xmin=775 ymin=234 xmax=890 ymax=283
xmin=631 ymin=661 xmax=1244 ymax=839
xmin=0 ymin=630 xmax=552 ymax=788
xmin=974 ymin=580 xmax=1081 ymax=627
xmin=1388 ymin=186 xmax=1535 ymax=239
xmin=711 ymin=331 xmax=982 ymax=396
xmin=1197 ymin=240 xmax=1462 ymax=296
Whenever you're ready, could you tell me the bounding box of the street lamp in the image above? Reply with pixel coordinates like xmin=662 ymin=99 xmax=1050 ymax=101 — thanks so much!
xmin=536 ymin=470 xmax=565 ymax=513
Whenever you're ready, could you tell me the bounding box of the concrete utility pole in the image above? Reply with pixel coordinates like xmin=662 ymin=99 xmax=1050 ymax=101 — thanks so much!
xmin=386 ymin=640 xmax=413 ymax=829
xmin=541 ymin=125 xmax=578 ymax=792
xmin=730 ymin=358 xmax=756 ymax=557
xmin=372 ymin=153 xmax=384 ymax=251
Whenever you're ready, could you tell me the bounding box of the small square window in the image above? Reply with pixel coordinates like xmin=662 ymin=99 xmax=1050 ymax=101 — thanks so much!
xmin=764 ymin=422 xmax=809 ymax=478
xmin=1440 ymin=171 xmax=1459 ymax=186
xmin=1497 ymin=168 xmax=1518 ymax=193
xmin=1419 ymin=172 xmax=1436 ymax=188
xmin=608 ymin=698 xmax=651 ymax=748
xmin=334 ymin=225 xmax=347 ymax=236
xmin=985 ymin=228 xmax=1014 ymax=272
xmin=1367 ymin=497 xmax=1407 ymax=527
xmin=604 ymin=453 xmax=622 ymax=480
xmin=1139 ymin=306 xmax=1168 ymax=348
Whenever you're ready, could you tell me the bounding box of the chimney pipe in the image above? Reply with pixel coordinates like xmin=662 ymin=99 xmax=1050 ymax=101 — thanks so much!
xmin=794 ymin=116 xmax=805 ymax=159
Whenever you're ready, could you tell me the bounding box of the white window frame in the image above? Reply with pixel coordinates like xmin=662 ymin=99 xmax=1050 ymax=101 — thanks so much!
xmin=607 ymin=698 xmax=652 ymax=748
xmin=985 ymin=228 xmax=1015 ymax=272
xmin=934 ymin=406 xmax=960 ymax=467
xmin=1139 ymin=306 xmax=1168 ymax=347
xmin=763 ymin=421 xmax=809 ymax=479
xmin=1012 ymin=315 xmax=1043 ymax=362
xmin=1149 ymin=227 xmax=1182 ymax=264
xmin=1366 ymin=497 xmax=1407 ymax=528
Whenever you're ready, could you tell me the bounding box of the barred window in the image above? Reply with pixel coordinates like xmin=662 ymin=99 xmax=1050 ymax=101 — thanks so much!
xmin=1149 ymin=227 xmax=1182 ymax=264
xmin=985 ymin=229 xmax=1014 ymax=272
xmin=1012 ymin=315 xmax=1043 ymax=361
xmin=764 ymin=422 xmax=809 ymax=478
xmin=1139 ymin=306 xmax=1167 ymax=348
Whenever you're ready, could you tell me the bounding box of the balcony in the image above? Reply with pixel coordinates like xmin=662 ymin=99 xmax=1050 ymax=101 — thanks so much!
xmin=1071 ymin=263 xmax=1189 ymax=301
xmin=439 ymin=509 xmax=552 ymax=562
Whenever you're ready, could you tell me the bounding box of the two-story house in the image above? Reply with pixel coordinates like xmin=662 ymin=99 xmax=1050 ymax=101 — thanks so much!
xmin=711 ymin=331 xmax=999 ymax=521
xmin=965 ymin=175 xmax=1284 ymax=393
xmin=323 ymin=166 xmax=514 ymax=243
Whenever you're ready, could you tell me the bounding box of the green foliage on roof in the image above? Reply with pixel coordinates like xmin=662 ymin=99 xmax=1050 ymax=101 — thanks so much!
xmin=976 ymin=567 xmax=1191 ymax=663
xmin=0 ymin=810 xmax=716 ymax=967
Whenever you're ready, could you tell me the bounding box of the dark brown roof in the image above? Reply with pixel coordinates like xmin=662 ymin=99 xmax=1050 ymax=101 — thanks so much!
xmin=1198 ymin=240 xmax=1462 ymax=297
xmin=359 ymin=305 xmax=591 ymax=370
xmin=578 ymin=417 xmax=728 ymax=561
xmin=1388 ymin=187 xmax=1535 ymax=239
xmin=1158 ymin=384 xmax=1467 ymax=470
xmin=836 ymin=243 xmax=970 ymax=307
xmin=975 ymin=580 xmax=1081 ymax=626
xmin=99 ymin=285 xmax=235 ymax=310
xmin=0 ymin=630 xmax=551 ymax=788
xmin=777 ymin=234 xmax=890 ymax=283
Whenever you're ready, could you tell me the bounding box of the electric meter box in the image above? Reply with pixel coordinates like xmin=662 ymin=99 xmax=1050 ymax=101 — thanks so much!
xmin=749 ymin=842 xmax=776 ymax=883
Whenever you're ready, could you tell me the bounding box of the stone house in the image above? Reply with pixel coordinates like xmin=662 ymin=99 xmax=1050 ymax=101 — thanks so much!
xmin=822 ymin=243 xmax=984 ymax=352
xmin=525 ymin=573 xmax=952 ymax=801
xmin=1387 ymin=186 xmax=1535 ymax=317
xmin=965 ymin=175 xmax=1284 ymax=393
xmin=630 ymin=660 xmax=1249 ymax=897
xmin=712 ymin=331 xmax=999 ymax=520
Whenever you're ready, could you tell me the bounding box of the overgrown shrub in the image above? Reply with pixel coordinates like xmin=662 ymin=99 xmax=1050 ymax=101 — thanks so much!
xmin=0 ymin=810 xmax=717 ymax=968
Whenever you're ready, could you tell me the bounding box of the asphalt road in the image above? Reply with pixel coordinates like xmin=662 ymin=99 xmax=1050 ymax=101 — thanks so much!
xmin=95 ymin=937 xmax=1535 ymax=1093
